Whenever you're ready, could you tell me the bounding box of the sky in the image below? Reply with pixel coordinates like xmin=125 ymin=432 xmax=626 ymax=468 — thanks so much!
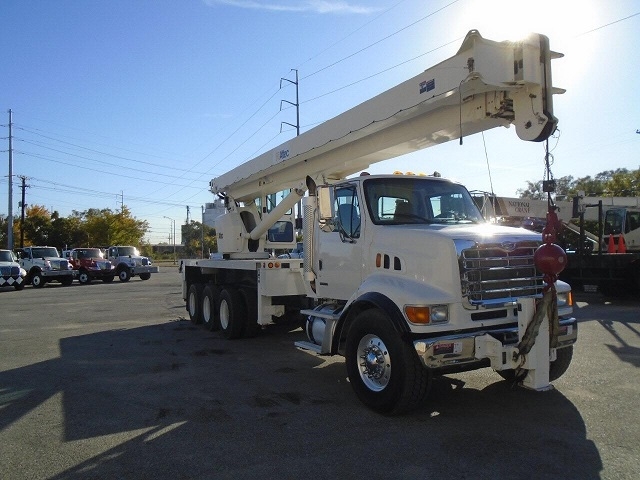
xmin=2 ymin=0 xmax=639 ymax=245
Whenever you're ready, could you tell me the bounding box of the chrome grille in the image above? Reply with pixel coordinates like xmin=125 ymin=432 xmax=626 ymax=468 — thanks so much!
xmin=0 ymin=266 xmax=20 ymax=276
xmin=52 ymin=260 xmax=69 ymax=270
xmin=459 ymin=241 xmax=544 ymax=308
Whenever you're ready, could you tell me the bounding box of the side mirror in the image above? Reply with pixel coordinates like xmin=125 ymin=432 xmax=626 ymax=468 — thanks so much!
xmin=318 ymin=186 xmax=333 ymax=221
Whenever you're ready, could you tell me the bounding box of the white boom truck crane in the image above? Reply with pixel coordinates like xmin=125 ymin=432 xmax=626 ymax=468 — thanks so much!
xmin=181 ymin=30 xmax=577 ymax=414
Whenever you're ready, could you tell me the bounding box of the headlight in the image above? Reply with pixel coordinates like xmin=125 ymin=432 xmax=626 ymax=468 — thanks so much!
xmin=556 ymin=290 xmax=573 ymax=308
xmin=405 ymin=305 xmax=449 ymax=324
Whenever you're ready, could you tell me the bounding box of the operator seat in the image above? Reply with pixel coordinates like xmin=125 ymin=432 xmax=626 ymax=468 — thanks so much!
xmin=394 ymin=200 xmax=412 ymax=220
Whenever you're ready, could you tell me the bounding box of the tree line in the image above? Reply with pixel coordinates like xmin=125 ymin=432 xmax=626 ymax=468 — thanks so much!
xmin=517 ymin=168 xmax=640 ymax=199
xmin=3 ymin=168 xmax=636 ymax=256
xmin=1 ymin=205 xmax=217 ymax=259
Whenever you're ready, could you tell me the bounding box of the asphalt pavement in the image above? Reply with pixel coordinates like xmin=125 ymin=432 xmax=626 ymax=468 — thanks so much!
xmin=0 ymin=268 xmax=638 ymax=479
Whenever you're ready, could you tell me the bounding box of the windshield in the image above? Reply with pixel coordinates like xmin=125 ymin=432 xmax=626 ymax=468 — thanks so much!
xmin=364 ymin=177 xmax=484 ymax=225
xmin=74 ymin=248 xmax=103 ymax=259
xmin=31 ymin=247 xmax=60 ymax=258
xmin=0 ymin=250 xmax=15 ymax=262
xmin=118 ymin=246 xmax=139 ymax=256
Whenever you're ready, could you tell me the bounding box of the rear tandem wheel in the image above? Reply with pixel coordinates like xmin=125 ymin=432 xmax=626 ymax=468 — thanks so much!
xmin=187 ymin=283 xmax=204 ymax=324
xmin=219 ymin=288 xmax=245 ymax=339
xmin=201 ymin=284 xmax=221 ymax=331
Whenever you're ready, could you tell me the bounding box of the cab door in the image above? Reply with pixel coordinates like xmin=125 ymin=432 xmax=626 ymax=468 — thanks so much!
xmin=315 ymin=184 xmax=364 ymax=300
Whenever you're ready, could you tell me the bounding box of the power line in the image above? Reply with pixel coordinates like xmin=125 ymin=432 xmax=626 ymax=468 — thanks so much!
xmin=15 ymin=150 xmax=204 ymax=189
xmin=14 ymin=124 xmax=211 ymax=175
xmin=301 ymin=0 xmax=461 ymax=80
xmin=576 ymin=11 xmax=639 ymax=37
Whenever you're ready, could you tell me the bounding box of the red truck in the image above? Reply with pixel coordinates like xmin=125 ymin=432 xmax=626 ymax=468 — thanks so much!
xmin=68 ymin=248 xmax=116 ymax=284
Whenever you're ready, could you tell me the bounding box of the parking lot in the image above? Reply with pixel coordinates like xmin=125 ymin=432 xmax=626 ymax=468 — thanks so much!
xmin=1 ymin=268 xmax=638 ymax=479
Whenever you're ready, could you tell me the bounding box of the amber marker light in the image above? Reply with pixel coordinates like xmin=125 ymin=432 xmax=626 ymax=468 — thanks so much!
xmin=405 ymin=305 xmax=449 ymax=324
xmin=405 ymin=306 xmax=431 ymax=324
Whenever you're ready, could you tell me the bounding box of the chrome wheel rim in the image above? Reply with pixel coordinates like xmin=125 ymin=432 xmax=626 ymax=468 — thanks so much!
xmin=357 ymin=334 xmax=391 ymax=391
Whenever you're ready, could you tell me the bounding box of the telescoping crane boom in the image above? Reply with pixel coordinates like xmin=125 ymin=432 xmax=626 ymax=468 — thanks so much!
xmin=212 ymin=30 xmax=563 ymax=206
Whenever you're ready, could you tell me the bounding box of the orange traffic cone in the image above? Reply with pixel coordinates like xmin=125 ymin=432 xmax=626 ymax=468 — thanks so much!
xmin=608 ymin=234 xmax=616 ymax=253
xmin=619 ymin=234 xmax=627 ymax=254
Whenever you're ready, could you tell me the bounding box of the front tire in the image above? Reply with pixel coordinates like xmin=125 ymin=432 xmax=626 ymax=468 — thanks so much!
xmin=78 ymin=270 xmax=91 ymax=285
xmin=139 ymin=273 xmax=151 ymax=280
xmin=102 ymin=276 xmax=115 ymax=283
xmin=118 ymin=268 xmax=131 ymax=282
xmin=14 ymin=282 xmax=25 ymax=291
xmin=61 ymin=276 xmax=74 ymax=286
xmin=31 ymin=272 xmax=44 ymax=288
xmin=345 ymin=309 xmax=431 ymax=415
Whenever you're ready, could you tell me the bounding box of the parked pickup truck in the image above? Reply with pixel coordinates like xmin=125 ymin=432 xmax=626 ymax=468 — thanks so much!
xmin=15 ymin=246 xmax=75 ymax=288
xmin=105 ymin=246 xmax=158 ymax=282
xmin=0 ymin=249 xmax=27 ymax=290
xmin=68 ymin=248 xmax=116 ymax=284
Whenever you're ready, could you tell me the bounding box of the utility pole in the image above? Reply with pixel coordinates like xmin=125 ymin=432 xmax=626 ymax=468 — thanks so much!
xmin=7 ymin=109 xmax=14 ymax=249
xmin=280 ymin=70 xmax=302 ymax=229
xmin=280 ymin=69 xmax=300 ymax=136
xmin=186 ymin=205 xmax=190 ymax=224
xmin=201 ymin=205 xmax=205 ymax=259
xmin=18 ymin=175 xmax=29 ymax=248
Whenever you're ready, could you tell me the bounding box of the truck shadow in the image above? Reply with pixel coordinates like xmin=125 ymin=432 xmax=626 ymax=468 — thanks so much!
xmin=414 ymin=376 xmax=603 ymax=479
xmin=0 ymin=319 xmax=602 ymax=479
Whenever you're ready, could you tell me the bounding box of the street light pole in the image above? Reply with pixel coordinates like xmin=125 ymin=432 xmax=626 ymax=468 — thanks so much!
xmin=163 ymin=216 xmax=176 ymax=264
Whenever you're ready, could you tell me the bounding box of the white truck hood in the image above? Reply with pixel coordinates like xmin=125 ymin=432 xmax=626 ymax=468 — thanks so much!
xmin=404 ymin=222 xmax=542 ymax=243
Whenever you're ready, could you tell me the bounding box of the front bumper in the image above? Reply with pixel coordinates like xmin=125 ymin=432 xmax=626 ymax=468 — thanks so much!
xmin=87 ymin=267 xmax=117 ymax=278
xmin=414 ymin=317 xmax=577 ymax=371
xmin=130 ymin=265 xmax=159 ymax=275
xmin=41 ymin=269 xmax=76 ymax=278
xmin=0 ymin=275 xmax=25 ymax=287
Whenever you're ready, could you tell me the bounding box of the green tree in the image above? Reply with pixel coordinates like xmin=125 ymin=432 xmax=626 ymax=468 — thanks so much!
xmin=180 ymin=220 xmax=217 ymax=258
xmin=518 ymin=168 xmax=640 ymax=199
xmin=74 ymin=206 xmax=148 ymax=246
xmin=516 ymin=175 xmax=575 ymax=199
xmin=0 ymin=214 xmax=7 ymax=248
xmin=22 ymin=205 xmax=52 ymax=246
xmin=49 ymin=214 xmax=84 ymax=250
xmin=606 ymin=168 xmax=640 ymax=196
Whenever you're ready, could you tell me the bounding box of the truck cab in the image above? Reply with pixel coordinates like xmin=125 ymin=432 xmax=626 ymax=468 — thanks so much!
xmin=106 ymin=246 xmax=159 ymax=282
xmin=15 ymin=246 xmax=75 ymax=288
xmin=306 ymin=174 xmax=576 ymax=357
xmin=0 ymin=249 xmax=27 ymax=290
xmin=69 ymin=247 xmax=116 ymax=284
